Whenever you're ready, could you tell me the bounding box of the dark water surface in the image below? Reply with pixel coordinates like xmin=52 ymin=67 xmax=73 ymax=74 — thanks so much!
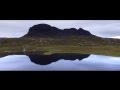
xmin=0 ymin=53 xmax=120 ymax=71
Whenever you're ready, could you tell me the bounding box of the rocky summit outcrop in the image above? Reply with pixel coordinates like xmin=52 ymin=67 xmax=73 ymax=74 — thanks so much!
xmin=23 ymin=24 xmax=93 ymax=38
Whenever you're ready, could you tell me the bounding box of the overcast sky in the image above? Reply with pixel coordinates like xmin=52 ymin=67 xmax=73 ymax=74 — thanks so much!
xmin=0 ymin=20 xmax=120 ymax=38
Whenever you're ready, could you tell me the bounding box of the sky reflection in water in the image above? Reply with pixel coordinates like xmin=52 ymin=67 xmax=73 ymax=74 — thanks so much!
xmin=0 ymin=54 xmax=120 ymax=71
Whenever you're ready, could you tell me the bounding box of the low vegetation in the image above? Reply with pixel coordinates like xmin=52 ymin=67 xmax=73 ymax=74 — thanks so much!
xmin=0 ymin=36 xmax=120 ymax=57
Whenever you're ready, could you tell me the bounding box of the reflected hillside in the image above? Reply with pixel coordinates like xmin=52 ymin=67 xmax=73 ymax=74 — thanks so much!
xmin=27 ymin=53 xmax=90 ymax=65
xmin=0 ymin=53 xmax=90 ymax=65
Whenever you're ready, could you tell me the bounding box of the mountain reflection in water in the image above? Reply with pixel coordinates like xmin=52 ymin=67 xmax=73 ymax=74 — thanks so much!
xmin=28 ymin=53 xmax=90 ymax=65
xmin=0 ymin=53 xmax=120 ymax=70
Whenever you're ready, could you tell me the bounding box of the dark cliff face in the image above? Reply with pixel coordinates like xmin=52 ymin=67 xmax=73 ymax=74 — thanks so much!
xmin=23 ymin=24 xmax=92 ymax=38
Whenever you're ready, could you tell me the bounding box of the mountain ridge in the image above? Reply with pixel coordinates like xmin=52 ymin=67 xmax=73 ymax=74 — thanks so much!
xmin=23 ymin=24 xmax=93 ymax=38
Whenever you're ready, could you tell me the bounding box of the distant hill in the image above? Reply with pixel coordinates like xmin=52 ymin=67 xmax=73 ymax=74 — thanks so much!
xmin=23 ymin=24 xmax=93 ymax=38
xmin=20 ymin=24 xmax=120 ymax=47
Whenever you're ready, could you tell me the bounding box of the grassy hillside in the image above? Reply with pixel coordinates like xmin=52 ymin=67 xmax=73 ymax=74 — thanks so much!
xmin=0 ymin=36 xmax=120 ymax=57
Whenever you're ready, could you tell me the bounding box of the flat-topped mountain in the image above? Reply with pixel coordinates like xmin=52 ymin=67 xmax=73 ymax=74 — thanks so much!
xmin=23 ymin=24 xmax=93 ymax=38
